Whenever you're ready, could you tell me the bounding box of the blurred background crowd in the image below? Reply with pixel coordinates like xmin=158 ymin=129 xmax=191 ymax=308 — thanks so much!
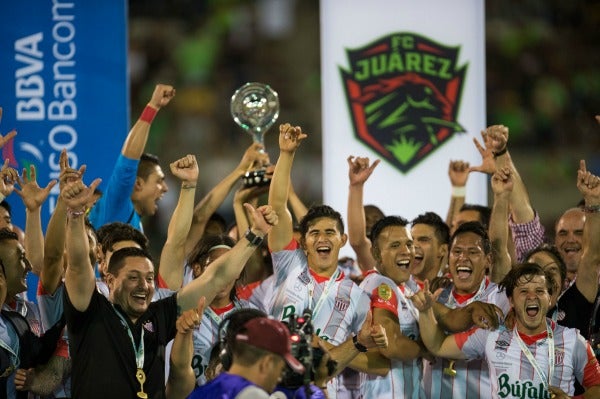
xmin=126 ymin=0 xmax=599 ymax=256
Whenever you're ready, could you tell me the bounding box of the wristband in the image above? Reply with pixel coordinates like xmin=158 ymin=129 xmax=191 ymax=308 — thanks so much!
xmin=493 ymin=147 xmax=507 ymax=158
xmin=353 ymin=335 xmax=368 ymax=352
xmin=67 ymin=208 xmax=86 ymax=218
xmin=451 ymin=186 xmax=466 ymax=197
xmin=139 ymin=105 xmax=158 ymax=124
xmin=583 ymin=204 xmax=600 ymax=214
xmin=244 ymin=229 xmax=264 ymax=247
xmin=181 ymin=183 xmax=196 ymax=190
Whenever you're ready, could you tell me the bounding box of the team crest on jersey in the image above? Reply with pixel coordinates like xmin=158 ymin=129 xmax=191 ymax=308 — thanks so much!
xmin=377 ymin=284 xmax=393 ymax=301
xmin=143 ymin=320 xmax=155 ymax=333
xmin=554 ymin=349 xmax=564 ymax=366
xmin=340 ymin=32 xmax=467 ymax=173
xmin=298 ymin=269 xmax=311 ymax=285
xmin=335 ymin=297 xmax=350 ymax=312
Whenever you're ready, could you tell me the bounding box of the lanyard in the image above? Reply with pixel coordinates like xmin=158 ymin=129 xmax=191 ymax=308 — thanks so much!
xmin=310 ymin=269 xmax=341 ymax=319
xmin=513 ymin=321 xmax=554 ymax=393
xmin=113 ymin=307 xmax=145 ymax=370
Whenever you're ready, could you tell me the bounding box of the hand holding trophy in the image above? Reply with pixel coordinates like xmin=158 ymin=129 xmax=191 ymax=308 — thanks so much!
xmin=230 ymin=82 xmax=279 ymax=187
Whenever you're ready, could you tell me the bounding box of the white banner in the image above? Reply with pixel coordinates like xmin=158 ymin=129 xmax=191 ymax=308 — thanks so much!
xmin=320 ymin=0 xmax=487 ymax=255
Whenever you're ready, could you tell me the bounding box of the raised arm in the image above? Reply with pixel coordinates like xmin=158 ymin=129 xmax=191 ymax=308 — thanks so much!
xmin=167 ymin=297 xmax=205 ymax=399
xmin=63 ymin=177 xmax=102 ymax=311
xmin=122 ymin=84 xmax=175 ymax=159
xmin=15 ymin=165 xmax=57 ymax=276
xmin=446 ymin=160 xmax=470 ymax=228
xmin=158 ymin=155 xmax=198 ymax=289
xmin=184 ymin=143 xmax=268 ymax=255
xmin=574 ymin=160 xmax=600 ymax=302
xmin=347 ymin=156 xmax=380 ymax=272
xmin=489 ymin=167 xmax=514 ymax=282
xmin=41 ymin=150 xmax=83 ymax=294
xmin=268 ymin=123 xmax=307 ymax=252
xmin=177 ymin=203 xmax=277 ymax=311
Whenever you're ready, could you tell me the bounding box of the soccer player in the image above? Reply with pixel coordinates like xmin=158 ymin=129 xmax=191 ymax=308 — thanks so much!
xmin=414 ymin=263 xmax=600 ymax=399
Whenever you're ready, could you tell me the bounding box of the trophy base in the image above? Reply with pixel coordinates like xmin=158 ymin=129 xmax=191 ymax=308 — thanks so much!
xmin=242 ymin=169 xmax=271 ymax=188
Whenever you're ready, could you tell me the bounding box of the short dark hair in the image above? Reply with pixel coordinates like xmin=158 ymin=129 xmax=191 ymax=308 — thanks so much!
xmin=411 ymin=211 xmax=450 ymax=245
xmin=0 ymin=201 xmax=11 ymax=216
xmin=499 ymin=263 xmax=555 ymax=298
xmin=450 ymin=221 xmax=491 ymax=255
xmin=524 ymin=243 xmax=567 ymax=285
xmin=107 ymin=246 xmax=153 ymax=276
xmin=299 ymin=205 xmax=345 ymax=237
xmin=137 ymin=153 xmax=160 ymax=180
xmin=369 ymin=216 xmax=410 ymax=246
xmin=459 ymin=204 xmax=492 ymax=229
xmin=97 ymin=222 xmax=149 ymax=254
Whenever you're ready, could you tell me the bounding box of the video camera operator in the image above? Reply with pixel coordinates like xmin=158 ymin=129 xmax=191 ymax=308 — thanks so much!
xmin=196 ymin=308 xmax=337 ymax=399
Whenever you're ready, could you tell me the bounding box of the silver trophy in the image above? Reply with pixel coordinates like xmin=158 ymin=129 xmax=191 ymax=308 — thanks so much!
xmin=231 ymin=82 xmax=280 ymax=187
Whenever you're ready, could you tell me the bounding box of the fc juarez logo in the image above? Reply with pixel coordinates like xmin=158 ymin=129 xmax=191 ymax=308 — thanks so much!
xmin=340 ymin=33 xmax=467 ymax=173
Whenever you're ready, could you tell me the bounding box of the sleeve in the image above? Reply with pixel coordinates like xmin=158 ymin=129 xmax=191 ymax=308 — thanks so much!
xmin=509 ymin=212 xmax=545 ymax=263
xmin=271 ymin=246 xmax=304 ymax=288
xmin=63 ymin=287 xmax=99 ymax=335
xmin=370 ymin=283 xmax=399 ymax=317
xmin=37 ymin=282 xmax=65 ymax=330
xmin=154 ymin=294 xmax=179 ymax=344
xmin=573 ymin=332 xmax=600 ymax=389
xmin=88 ymin=154 xmax=139 ymax=229
xmin=454 ymin=327 xmax=487 ymax=360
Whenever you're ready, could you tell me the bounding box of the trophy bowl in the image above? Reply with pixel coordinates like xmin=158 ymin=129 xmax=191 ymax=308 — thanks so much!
xmin=231 ymin=82 xmax=279 ymax=187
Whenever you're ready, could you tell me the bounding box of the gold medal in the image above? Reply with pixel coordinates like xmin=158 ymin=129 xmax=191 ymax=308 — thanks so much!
xmin=378 ymin=284 xmax=392 ymax=301
xmin=136 ymin=368 xmax=148 ymax=399
xmin=443 ymin=360 xmax=457 ymax=377
xmin=0 ymin=365 xmax=15 ymax=378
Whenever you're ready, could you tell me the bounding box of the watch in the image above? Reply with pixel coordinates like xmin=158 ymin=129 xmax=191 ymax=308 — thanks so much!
xmin=353 ymin=335 xmax=368 ymax=353
xmin=244 ymin=229 xmax=264 ymax=247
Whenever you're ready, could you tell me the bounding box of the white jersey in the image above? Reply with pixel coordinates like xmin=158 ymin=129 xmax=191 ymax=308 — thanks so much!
xmin=192 ymin=300 xmax=251 ymax=385
xmin=359 ymin=272 xmax=424 ymax=399
xmin=458 ymin=320 xmax=600 ymax=398
xmin=270 ymin=246 xmax=371 ymax=399
xmin=422 ymin=278 xmax=511 ymax=399
xmin=248 ymin=275 xmax=275 ymax=313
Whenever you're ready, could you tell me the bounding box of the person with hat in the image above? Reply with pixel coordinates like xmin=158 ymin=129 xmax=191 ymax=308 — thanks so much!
xmin=187 ymin=316 xmax=304 ymax=399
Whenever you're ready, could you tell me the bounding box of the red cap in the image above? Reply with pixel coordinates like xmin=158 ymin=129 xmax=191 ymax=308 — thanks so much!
xmin=236 ymin=317 xmax=305 ymax=374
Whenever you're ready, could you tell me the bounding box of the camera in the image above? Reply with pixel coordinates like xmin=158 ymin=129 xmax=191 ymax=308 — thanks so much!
xmin=280 ymin=309 xmax=336 ymax=390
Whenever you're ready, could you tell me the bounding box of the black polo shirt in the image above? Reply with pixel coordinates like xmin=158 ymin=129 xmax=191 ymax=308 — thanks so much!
xmin=64 ymin=289 xmax=178 ymax=399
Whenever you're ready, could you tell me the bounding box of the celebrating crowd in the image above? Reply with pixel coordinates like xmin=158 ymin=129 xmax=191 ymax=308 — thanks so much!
xmin=1 ymin=85 xmax=600 ymax=399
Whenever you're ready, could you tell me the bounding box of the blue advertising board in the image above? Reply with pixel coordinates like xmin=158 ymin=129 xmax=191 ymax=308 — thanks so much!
xmin=0 ymin=1 xmax=129 ymax=301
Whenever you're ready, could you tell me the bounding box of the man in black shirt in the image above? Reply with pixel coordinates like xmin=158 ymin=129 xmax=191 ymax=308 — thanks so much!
xmin=61 ymin=175 xmax=277 ymax=399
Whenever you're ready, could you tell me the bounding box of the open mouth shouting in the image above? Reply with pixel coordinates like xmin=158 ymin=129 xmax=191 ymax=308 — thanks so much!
xmin=316 ymin=244 xmax=332 ymax=258
xmin=525 ymin=303 xmax=540 ymax=318
xmin=455 ymin=266 xmax=473 ymax=280
xmin=396 ymin=258 xmax=411 ymax=270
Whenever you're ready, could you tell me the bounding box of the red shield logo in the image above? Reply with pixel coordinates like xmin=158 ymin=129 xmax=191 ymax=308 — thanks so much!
xmin=340 ymin=33 xmax=467 ymax=173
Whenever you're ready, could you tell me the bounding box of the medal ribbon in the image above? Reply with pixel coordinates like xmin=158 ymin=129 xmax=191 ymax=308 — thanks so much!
xmin=513 ymin=320 xmax=554 ymax=393
xmin=112 ymin=307 xmax=145 ymax=371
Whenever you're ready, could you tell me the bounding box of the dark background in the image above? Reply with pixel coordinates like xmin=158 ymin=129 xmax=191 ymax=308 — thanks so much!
xmin=127 ymin=0 xmax=600 ymax=251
